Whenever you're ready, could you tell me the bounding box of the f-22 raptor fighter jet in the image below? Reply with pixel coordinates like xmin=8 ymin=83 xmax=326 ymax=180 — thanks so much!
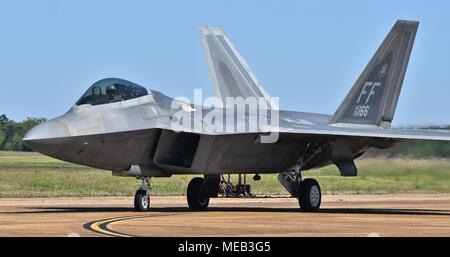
xmin=24 ymin=20 xmax=450 ymax=211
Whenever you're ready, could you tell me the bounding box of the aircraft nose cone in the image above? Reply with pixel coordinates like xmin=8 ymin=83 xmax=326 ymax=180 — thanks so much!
xmin=23 ymin=120 xmax=70 ymax=141
xmin=23 ymin=120 xmax=70 ymax=152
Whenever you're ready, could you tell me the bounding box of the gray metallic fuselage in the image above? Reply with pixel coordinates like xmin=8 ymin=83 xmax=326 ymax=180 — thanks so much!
xmin=23 ymin=87 xmax=372 ymax=176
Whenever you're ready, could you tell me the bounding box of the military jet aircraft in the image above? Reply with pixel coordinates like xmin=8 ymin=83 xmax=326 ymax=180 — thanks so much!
xmin=23 ymin=20 xmax=450 ymax=211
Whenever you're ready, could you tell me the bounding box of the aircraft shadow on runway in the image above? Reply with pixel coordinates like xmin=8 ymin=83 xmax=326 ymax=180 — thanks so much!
xmin=5 ymin=206 xmax=450 ymax=216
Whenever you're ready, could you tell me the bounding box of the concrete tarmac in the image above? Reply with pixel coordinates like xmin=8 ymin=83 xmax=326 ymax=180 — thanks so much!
xmin=0 ymin=194 xmax=449 ymax=237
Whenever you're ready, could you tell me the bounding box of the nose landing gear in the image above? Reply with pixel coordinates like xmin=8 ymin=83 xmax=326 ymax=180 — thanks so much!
xmin=134 ymin=177 xmax=151 ymax=211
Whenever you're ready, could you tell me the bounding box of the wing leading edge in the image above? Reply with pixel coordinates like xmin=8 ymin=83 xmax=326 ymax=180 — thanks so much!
xmin=276 ymin=124 xmax=450 ymax=141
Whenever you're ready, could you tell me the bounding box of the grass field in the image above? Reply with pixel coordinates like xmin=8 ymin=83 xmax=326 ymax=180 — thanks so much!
xmin=0 ymin=151 xmax=449 ymax=197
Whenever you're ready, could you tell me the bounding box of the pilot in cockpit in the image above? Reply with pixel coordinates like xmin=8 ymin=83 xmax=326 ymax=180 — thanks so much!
xmin=75 ymin=78 xmax=149 ymax=106
xmin=106 ymin=84 xmax=118 ymax=101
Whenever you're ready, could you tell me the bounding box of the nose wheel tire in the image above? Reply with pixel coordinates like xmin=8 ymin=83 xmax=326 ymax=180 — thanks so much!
xmin=187 ymin=177 xmax=210 ymax=211
xmin=298 ymin=178 xmax=321 ymax=212
xmin=134 ymin=189 xmax=150 ymax=211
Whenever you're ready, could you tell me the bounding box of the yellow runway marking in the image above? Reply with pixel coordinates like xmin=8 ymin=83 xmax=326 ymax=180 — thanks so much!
xmin=89 ymin=216 xmax=138 ymax=237
xmin=86 ymin=213 xmax=181 ymax=237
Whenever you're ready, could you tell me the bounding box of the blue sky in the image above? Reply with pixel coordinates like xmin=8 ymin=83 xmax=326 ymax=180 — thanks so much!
xmin=0 ymin=0 xmax=449 ymax=126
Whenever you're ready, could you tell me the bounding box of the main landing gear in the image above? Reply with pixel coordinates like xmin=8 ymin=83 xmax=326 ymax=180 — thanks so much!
xmin=187 ymin=177 xmax=209 ymax=210
xmin=297 ymin=178 xmax=321 ymax=212
xmin=186 ymin=175 xmax=220 ymax=211
xmin=278 ymin=165 xmax=322 ymax=212
xmin=134 ymin=177 xmax=151 ymax=211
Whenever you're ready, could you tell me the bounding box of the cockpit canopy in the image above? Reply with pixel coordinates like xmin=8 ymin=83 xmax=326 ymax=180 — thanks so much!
xmin=75 ymin=78 xmax=148 ymax=106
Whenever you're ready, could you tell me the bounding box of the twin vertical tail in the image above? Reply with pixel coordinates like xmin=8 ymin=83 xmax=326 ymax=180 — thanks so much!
xmin=198 ymin=25 xmax=276 ymax=109
xmin=330 ymin=20 xmax=419 ymax=128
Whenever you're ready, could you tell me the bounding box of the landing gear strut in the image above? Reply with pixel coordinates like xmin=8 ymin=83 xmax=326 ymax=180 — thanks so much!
xmin=134 ymin=177 xmax=151 ymax=211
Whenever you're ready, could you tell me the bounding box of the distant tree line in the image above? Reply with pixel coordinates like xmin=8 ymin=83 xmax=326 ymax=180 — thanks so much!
xmin=0 ymin=114 xmax=47 ymax=151
xmin=0 ymin=114 xmax=449 ymax=157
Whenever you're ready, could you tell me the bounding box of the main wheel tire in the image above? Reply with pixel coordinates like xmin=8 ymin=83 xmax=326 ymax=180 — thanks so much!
xmin=134 ymin=189 xmax=150 ymax=211
xmin=298 ymin=178 xmax=321 ymax=212
xmin=187 ymin=177 xmax=210 ymax=210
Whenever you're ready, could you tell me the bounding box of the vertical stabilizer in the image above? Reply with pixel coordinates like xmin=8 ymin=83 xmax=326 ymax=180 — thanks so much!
xmin=330 ymin=20 xmax=419 ymax=128
xmin=199 ymin=25 xmax=275 ymax=108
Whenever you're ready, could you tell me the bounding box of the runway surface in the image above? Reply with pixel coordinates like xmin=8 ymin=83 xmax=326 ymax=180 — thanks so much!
xmin=0 ymin=194 xmax=450 ymax=237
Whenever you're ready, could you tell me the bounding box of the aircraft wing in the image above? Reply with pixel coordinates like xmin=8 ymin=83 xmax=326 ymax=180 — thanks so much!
xmin=275 ymin=123 xmax=450 ymax=141
xmin=165 ymin=108 xmax=450 ymax=141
